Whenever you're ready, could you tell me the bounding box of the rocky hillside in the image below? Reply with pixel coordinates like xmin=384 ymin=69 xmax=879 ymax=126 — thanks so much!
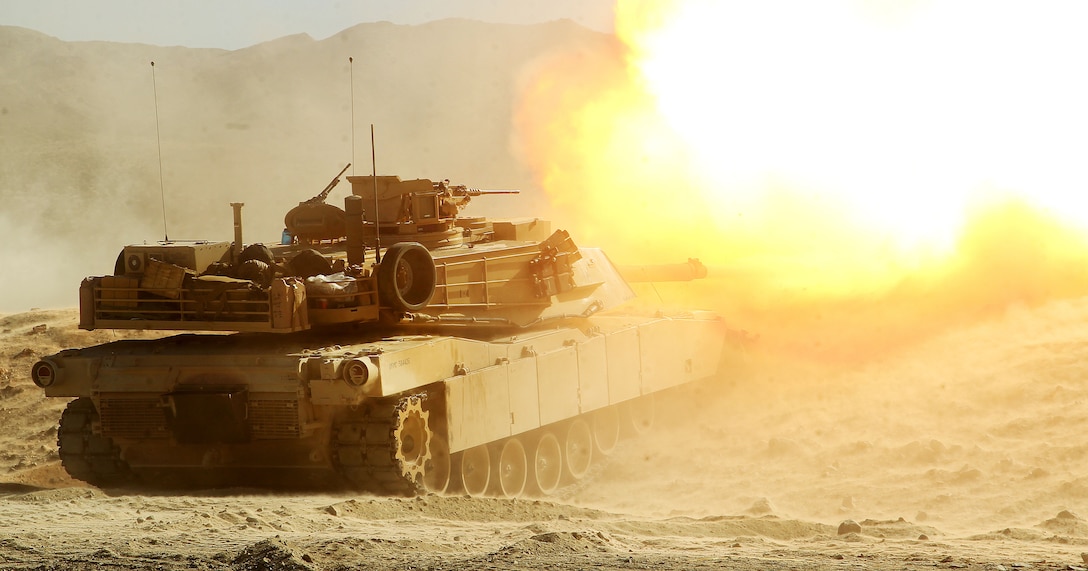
xmin=0 ymin=20 xmax=612 ymax=312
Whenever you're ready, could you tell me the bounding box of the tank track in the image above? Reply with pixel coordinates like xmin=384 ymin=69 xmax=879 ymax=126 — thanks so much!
xmin=57 ymin=397 xmax=135 ymax=487
xmin=56 ymin=395 xmax=431 ymax=493
xmin=332 ymin=395 xmax=427 ymax=496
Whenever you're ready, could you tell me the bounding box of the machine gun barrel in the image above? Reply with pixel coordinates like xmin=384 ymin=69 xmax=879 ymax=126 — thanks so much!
xmin=304 ymin=163 xmax=352 ymax=204
xmin=461 ymin=188 xmax=521 ymax=196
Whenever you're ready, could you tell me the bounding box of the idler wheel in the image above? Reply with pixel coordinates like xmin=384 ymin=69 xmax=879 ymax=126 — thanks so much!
xmin=591 ymin=406 xmax=621 ymax=456
xmin=564 ymin=419 xmax=593 ymax=481
xmin=495 ymin=438 xmax=527 ymax=498
xmin=460 ymin=445 xmax=491 ymax=497
xmin=530 ymin=432 xmax=562 ymax=495
xmin=377 ymin=242 xmax=436 ymax=312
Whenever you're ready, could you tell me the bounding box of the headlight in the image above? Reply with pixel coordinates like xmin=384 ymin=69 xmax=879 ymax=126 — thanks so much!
xmin=31 ymin=360 xmax=58 ymax=388
xmin=343 ymin=358 xmax=377 ymax=386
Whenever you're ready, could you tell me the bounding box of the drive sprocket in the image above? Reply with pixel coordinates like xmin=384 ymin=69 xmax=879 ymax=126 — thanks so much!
xmin=392 ymin=394 xmax=432 ymax=485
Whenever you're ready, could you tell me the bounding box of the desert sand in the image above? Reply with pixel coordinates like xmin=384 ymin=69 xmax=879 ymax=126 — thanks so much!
xmin=2 ymin=295 xmax=1088 ymax=570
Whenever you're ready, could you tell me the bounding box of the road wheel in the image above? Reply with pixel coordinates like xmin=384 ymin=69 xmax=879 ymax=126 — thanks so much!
xmin=496 ymin=438 xmax=527 ymax=498
xmin=564 ymin=419 xmax=593 ymax=481
xmin=591 ymin=406 xmax=620 ymax=456
xmin=422 ymin=435 xmax=451 ymax=494
xmin=460 ymin=445 xmax=490 ymax=497
xmin=623 ymin=395 xmax=655 ymax=436
xmin=530 ymin=432 xmax=562 ymax=495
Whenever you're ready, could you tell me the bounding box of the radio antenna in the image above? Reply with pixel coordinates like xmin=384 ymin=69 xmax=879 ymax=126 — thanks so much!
xmin=371 ymin=124 xmax=381 ymax=262
xmin=150 ymin=61 xmax=169 ymax=242
xmin=348 ymin=57 xmax=356 ymax=176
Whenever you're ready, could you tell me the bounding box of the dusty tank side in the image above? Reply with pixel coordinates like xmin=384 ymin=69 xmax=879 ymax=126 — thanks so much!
xmin=33 ymin=169 xmax=743 ymax=497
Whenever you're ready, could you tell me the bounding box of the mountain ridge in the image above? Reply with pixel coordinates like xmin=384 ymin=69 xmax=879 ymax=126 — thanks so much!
xmin=0 ymin=19 xmax=614 ymax=312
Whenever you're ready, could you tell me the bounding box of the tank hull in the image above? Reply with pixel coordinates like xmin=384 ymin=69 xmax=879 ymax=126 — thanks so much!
xmin=39 ymin=312 xmax=729 ymax=495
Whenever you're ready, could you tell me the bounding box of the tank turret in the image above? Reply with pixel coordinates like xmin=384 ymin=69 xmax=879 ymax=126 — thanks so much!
xmin=78 ymin=170 xmax=664 ymax=333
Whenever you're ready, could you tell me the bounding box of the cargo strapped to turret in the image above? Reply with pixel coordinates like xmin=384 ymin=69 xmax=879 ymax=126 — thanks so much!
xmin=80 ymin=275 xmax=310 ymax=333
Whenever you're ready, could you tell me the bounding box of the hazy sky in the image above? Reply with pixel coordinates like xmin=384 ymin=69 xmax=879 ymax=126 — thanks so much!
xmin=0 ymin=0 xmax=616 ymax=49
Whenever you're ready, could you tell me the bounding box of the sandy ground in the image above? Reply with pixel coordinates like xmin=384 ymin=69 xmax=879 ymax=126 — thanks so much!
xmin=3 ymin=301 xmax=1088 ymax=570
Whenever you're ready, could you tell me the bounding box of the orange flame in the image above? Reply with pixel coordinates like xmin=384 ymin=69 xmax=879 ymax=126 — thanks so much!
xmin=515 ymin=0 xmax=1088 ymax=361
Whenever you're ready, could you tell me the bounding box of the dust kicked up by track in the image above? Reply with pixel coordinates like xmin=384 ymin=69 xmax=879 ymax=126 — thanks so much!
xmin=3 ymin=301 xmax=1088 ymax=570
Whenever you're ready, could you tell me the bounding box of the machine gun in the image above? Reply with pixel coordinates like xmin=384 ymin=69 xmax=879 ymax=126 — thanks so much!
xmin=437 ymin=179 xmax=519 ymax=198
xmin=303 ymin=163 xmax=352 ymax=205
xmin=286 ymin=163 xmax=353 ymax=243
xmin=435 ymin=179 xmax=519 ymax=217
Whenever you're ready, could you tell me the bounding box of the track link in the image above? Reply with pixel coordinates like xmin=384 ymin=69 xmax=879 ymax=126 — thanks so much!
xmin=57 ymin=397 xmax=135 ymax=487
xmin=332 ymin=396 xmax=427 ymax=496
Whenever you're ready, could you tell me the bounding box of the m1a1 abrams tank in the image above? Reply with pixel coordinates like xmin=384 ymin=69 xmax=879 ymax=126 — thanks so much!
xmin=31 ymin=167 xmax=735 ymax=497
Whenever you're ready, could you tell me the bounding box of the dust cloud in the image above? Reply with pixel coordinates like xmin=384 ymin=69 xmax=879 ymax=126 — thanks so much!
xmin=574 ymin=290 xmax=1088 ymax=536
xmin=510 ymin=0 xmax=1088 ymax=541
xmin=0 ymin=20 xmax=585 ymax=312
xmin=3 ymin=14 xmax=1088 ymax=570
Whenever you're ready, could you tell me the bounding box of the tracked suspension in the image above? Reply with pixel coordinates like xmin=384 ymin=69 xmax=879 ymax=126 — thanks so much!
xmin=57 ymin=397 xmax=135 ymax=488
xmin=332 ymin=394 xmax=438 ymax=495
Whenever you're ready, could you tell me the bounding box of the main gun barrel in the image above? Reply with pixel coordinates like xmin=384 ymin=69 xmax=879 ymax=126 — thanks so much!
xmin=618 ymin=259 xmax=708 ymax=282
